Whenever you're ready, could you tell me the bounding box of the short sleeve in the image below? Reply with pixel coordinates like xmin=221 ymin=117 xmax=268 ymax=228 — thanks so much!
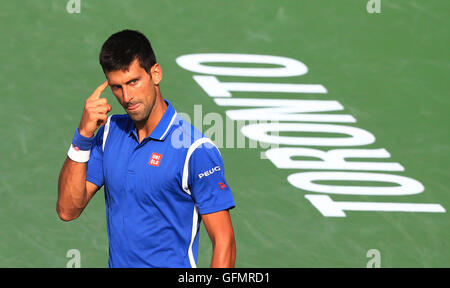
xmin=86 ymin=125 xmax=105 ymax=187
xmin=188 ymin=141 xmax=235 ymax=215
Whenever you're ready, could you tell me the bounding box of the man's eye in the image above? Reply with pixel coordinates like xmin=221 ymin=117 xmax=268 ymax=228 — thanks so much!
xmin=130 ymin=80 xmax=137 ymax=85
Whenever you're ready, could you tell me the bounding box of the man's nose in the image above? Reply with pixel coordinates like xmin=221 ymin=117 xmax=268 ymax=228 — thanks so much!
xmin=123 ymin=86 xmax=132 ymax=103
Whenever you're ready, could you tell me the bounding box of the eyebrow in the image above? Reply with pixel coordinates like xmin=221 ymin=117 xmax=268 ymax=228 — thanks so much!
xmin=109 ymin=76 xmax=141 ymax=87
xmin=125 ymin=77 xmax=140 ymax=85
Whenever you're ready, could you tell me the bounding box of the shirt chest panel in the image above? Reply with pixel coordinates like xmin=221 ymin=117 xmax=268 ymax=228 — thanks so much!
xmin=103 ymin=133 xmax=188 ymax=208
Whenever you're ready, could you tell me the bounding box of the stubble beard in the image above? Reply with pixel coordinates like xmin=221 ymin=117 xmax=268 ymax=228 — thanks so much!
xmin=127 ymin=89 xmax=157 ymax=125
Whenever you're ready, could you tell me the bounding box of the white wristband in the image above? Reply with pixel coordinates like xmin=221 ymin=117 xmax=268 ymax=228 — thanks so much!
xmin=67 ymin=144 xmax=91 ymax=163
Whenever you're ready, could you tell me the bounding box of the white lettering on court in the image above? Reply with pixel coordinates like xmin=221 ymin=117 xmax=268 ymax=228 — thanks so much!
xmin=176 ymin=53 xmax=446 ymax=217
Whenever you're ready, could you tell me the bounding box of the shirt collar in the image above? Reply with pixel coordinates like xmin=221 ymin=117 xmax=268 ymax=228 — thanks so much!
xmin=127 ymin=99 xmax=177 ymax=141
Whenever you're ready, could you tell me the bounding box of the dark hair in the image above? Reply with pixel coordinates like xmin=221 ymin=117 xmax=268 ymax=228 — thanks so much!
xmin=99 ymin=29 xmax=157 ymax=74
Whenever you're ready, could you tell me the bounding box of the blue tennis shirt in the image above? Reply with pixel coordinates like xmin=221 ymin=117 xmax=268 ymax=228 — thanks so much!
xmin=86 ymin=99 xmax=235 ymax=268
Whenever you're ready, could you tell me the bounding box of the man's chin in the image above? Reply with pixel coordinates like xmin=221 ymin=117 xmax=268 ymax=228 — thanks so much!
xmin=128 ymin=113 xmax=143 ymax=122
xmin=127 ymin=110 xmax=149 ymax=123
xmin=124 ymin=103 xmax=152 ymax=124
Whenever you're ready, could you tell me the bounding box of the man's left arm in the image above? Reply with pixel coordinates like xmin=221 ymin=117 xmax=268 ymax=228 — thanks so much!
xmin=202 ymin=210 xmax=236 ymax=268
xmin=187 ymin=140 xmax=237 ymax=268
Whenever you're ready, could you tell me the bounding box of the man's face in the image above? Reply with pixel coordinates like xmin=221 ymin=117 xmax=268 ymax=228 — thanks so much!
xmin=106 ymin=58 xmax=161 ymax=123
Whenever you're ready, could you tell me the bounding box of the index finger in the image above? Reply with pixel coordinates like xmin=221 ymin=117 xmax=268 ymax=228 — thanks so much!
xmin=89 ymin=80 xmax=109 ymax=100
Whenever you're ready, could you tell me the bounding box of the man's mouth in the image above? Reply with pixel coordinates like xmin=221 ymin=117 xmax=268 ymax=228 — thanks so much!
xmin=127 ymin=103 xmax=141 ymax=111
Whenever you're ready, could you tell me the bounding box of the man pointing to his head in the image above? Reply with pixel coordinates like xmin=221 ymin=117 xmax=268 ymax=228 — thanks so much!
xmin=57 ymin=29 xmax=236 ymax=268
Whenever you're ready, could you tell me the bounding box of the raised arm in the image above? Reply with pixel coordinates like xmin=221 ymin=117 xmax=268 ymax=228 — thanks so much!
xmin=57 ymin=81 xmax=111 ymax=221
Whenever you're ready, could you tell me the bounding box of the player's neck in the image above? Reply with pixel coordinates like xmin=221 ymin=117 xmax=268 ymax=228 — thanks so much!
xmin=135 ymin=92 xmax=167 ymax=143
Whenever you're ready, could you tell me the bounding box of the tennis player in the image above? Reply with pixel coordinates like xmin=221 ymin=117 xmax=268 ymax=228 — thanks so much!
xmin=57 ymin=29 xmax=236 ymax=268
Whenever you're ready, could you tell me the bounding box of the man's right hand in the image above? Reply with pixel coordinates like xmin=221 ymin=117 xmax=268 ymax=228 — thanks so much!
xmin=78 ymin=81 xmax=112 ymax=138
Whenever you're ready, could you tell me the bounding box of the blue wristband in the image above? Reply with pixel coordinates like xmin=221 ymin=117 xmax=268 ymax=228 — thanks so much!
xmin=72 ymin=128 xmax=95 ymax=151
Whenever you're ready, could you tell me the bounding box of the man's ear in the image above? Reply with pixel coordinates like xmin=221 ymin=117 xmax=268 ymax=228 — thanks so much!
xmin=150 ymin=63 xmax=162 ymax=86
